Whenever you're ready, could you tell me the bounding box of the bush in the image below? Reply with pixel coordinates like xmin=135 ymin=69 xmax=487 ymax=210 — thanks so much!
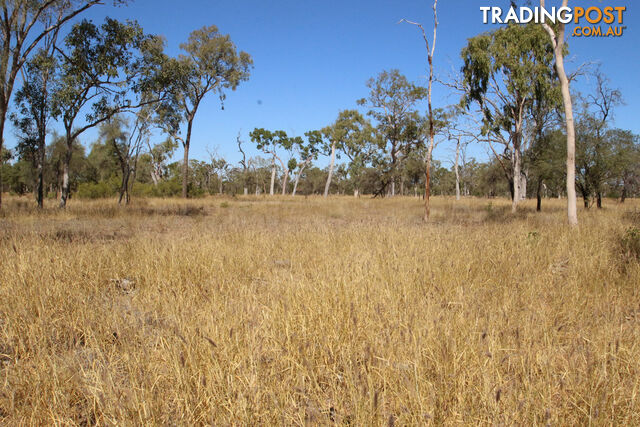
xmin=619 ymin=227 xmax=640 ymax=262
xmin=76 ymin=181 xmax=117 ymax=199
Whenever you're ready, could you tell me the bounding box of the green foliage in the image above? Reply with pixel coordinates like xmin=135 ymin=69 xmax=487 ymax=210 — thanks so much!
xmin=77 ymin=181 xmax=117 ymax=199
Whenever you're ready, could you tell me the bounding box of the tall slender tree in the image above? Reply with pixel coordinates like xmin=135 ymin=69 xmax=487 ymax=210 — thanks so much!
xmin=166 ymin=26 xmax=252 ymax=198
xmin=402 ymin=0 xmax=439 ymax=220
xmin=10 ymin=31 xmax=58 ymax=208
xmin=0 ymin=0 xmax=118 ymax=208
xmin=540 ymin=0 xmax=578 ymax=226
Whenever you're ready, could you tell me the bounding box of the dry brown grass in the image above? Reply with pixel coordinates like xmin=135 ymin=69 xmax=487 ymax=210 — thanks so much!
xmin=1 ymin=195 xmax=639 ymax=424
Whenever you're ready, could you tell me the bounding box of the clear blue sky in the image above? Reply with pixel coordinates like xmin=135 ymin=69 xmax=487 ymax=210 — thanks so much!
xmin=9 ymin=0 xmax=640 ymax=168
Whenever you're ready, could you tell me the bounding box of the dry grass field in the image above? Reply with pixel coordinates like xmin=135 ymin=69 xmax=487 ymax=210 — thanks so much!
xmin=1 ymin=195 xmax=639 ymax=424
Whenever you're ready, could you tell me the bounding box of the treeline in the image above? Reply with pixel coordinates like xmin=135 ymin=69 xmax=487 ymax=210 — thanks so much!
xmin=1 ymin=121 xmax=638 ymax=204
xmin=0 ymin=3 xmax=639 ymax=211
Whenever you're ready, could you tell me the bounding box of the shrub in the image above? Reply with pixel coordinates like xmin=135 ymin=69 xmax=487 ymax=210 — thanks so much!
xmin=76 ymin=181 xmax=117 ymax=199
xmin=619 ymin=227 xmax=640 ymax=262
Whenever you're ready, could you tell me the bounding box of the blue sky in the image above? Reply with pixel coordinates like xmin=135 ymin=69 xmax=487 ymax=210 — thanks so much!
xmin=8 ymin=0 xmax=640 ymax=168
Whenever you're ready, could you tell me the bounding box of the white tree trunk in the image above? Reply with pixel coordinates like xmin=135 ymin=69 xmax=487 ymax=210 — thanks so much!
xmin=512 ymin=146 xmax=521 ymax=213
xmin=519 ymin=172 xmax=527 ymax=200
xmin=269 ymin=159 xmax=276 ymax=196
xmin=324 ymin=141 xmax=336 ymax=198
xmin=541 ymin=0 xmax=578 ymax=226
xmin=281 ymin=170 xmax=289 ymax=195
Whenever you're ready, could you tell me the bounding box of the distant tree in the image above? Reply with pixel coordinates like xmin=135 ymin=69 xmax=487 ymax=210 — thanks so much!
xmin=101 ymin=110 xmax=152 ymax=204
xmin=236 ymin=132 xmax=250 ymax=195
xmin=250 ymin=128 xmax=298 ymax=195
xmin=527 ymin=129 xmax=566 ymax=211
xmin=611 ymin=130 xmax=640 ymax=202
xmin=581 ymin=72 xmax=623 ymax=208
xmin=163 ymin=25 xmax=252 ymax=198
xmin=358 ymin=69 xmax=426 ymax=197
xmin=291 ymin=131 xmax=321 ymax=196
xmin=321 ymin=110 xmax=373 ymax=197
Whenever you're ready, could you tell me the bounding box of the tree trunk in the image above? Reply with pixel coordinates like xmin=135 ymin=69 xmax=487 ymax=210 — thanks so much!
xmin=244 ymin=187 xmax=248 ymax=196
xmin=519 ymin=172 xmax=527 ymax=200
xmin=37 ymin=134 xmax=45 ymax=208
xmin=324 ymin=141 xmax=336 ymax=197
xmin=596 ymin=191 xmax=602 ymax=209
xmin=118 ymin=167 xmax=130 ymax=205
xmin=543 ymin=5 xmax=578 ymax=226
xmin=621 ymin=183 xmax=627 ymax=203
xmin=424 ymin=156 xmax=432 ymax=220
xmin=292 ymin=172 xmax=300 ymax=196
xmin=281 ymin=170 xmax=289 ymax=195
xmin=269 ymin=158 xmax=275 ymax=195
xmin=536 ymin=177 xmax=543 ymax=212
xmin=511 ymin=132 xmax=522 ymax=214
xmin=0 ymin=112 xmax=5 ymax=209
xmin=59 ymin=151 xmax=71 ymax=208
xmin=292 ymin=162 xmax=309 ymax=197
xmin=354 ymin=188 xmax=359 ymax=198
xmin=182 ymin=120 xmax=193 ymax=198
xmin=59 ymin=128 xmax=74 ymax=208
xmin=455 ymin=139 xmax=461 ymax=201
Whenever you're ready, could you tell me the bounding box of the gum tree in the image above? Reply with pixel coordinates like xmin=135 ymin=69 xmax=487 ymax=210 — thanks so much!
xmin=357 ymin=70 xmax=426 ymax=197
xmin=320 ymin=110 xmax=371 ymax=198
xmin=51 ymin=18 xmax=166 ymax=207
xmin=0 ymin=0 xmax=117 ymax=207
xmin=166 ymin=25 xmax=252 ymax=198
xmin=461 ymin=23 xmax=556 ymax=213
xmin=540 ymin=0 xmax=578 ymax=225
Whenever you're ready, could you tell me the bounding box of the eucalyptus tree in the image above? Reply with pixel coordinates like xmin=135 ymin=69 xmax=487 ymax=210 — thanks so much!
xmin=584 ymin=72 xmax=622 ymax=208
xmin=358 ymin=69 xmax=426 ymax=196
xmin=291 ymin=130 xmax=321 ymax=196
xmin=145 ymin=137 xmax=177 ymax=186
xmin=612 ymin=130 xmax=640 ymax=202
xmin=250 ymin=128 xmax=297 ymax=195
xmin=321 ymin=109 xmax=372 ymax=197
xmin=0 ymin=0 xmax=117 ymax=207
xmin=527 ymin=130 xmax=566 ymax=211
xmin=461 ymin=23 xmax=557 ymax=213
xmin=540 ymin=0 xmax=578 ymax=226
xmin=10 ymin=40 xmax=58 ymax=208
xmin=163 ymin=25 xmax=252 ymax=198
xmin=100 ymin=109 xmax=152 ymax=204
xmin=51 ymin=18 xmax=169 ymax=207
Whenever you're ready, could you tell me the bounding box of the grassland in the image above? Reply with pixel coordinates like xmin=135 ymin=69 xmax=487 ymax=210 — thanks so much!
xmin=1 ymin=195 xmax=639 ymax=424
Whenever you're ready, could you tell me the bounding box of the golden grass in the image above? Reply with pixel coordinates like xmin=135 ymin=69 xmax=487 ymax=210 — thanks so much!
xmin=1 ymin=195 xmax=639 ymax=424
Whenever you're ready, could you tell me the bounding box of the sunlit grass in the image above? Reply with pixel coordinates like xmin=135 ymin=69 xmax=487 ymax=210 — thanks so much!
xmin=1 ymin=195 xmax=639 ymax=424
